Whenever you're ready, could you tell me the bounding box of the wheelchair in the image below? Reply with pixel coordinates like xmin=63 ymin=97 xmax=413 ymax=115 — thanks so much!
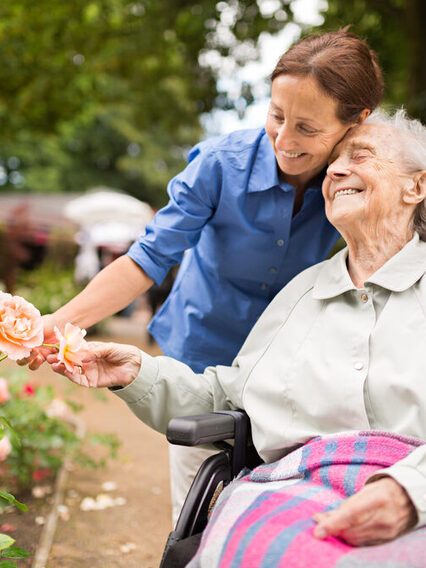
xmin=159 ymin=410 xmax=262 ymax=568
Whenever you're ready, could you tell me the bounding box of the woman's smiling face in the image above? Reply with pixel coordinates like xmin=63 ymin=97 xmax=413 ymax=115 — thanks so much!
xmin=322 ymin=123 xmax=423 ymax=239
xmin=265 ymin=74 xmax=356 ymax=187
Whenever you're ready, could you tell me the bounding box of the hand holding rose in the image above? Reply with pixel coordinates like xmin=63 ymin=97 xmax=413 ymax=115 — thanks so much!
xmin=47 ymin=341 xmax=141 ymax=389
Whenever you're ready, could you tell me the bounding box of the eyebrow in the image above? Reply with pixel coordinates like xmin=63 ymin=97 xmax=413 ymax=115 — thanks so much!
xmin=347 ymin=139 xmax=377 ymax=154
xmin=269 ymin=102 xmax=321 ymax=126
xmin=329 ymin=139 xmax=377 ymax=163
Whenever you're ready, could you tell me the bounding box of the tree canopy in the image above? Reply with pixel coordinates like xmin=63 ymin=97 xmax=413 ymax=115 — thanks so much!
xmin=0 ymin=1 xmax=424 ymax=206
xmin=0 ymin=0 xmax=293 ymax=206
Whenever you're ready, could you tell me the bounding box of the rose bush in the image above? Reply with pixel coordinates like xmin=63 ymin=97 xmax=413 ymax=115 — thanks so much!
xmin=0 ymin=292 xmax=117 ymax=564
xmin=0 ymin=368 xmax=119 ymax=491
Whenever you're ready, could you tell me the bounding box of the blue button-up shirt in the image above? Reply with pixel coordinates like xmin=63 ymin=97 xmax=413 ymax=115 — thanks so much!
xmin=127 ymin=127 xmax=339 ymax=372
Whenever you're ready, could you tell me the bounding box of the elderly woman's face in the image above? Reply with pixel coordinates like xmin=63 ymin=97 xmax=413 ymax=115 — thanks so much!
xmin=265 ymin=74 xmax=354 ymax=182
xmin=323 ymin=124 xmax=414 ymax=229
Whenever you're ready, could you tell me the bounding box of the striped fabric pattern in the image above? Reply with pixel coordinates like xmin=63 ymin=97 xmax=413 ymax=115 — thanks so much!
xmin=188 ymin=431 xmax=426 ymax=568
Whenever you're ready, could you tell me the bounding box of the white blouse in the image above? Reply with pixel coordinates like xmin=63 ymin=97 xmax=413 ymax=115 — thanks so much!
xmin=115 ymin=233 xmax=426 ymax=525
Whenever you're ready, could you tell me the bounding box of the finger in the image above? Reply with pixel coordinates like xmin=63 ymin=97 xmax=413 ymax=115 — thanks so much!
xmin=51 ymin=362 xmax=67 ymax=376
xmin=28 ymin=354 xmax=46 ymax=371
xmin=16 ymin=357 xmax=30 ymax=366
xmin=313 ymin=511 xmax=334 ymax=522
xmin=314 ymin=503 xmax=365 ymax=540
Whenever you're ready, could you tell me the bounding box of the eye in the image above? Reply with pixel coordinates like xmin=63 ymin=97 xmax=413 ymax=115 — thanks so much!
xmin=298 ymin=124 xmax=318 ymax=135
xmin=270 ymin=112 xmax=284 ymax=122
xmin=352 ymin=150 xmax=371 ymax=161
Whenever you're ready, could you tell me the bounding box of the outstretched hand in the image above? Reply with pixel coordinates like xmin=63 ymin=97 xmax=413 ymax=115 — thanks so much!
xmin=47 ymin=341 xmax=141 ymax=389
xmin=313 ymin=477 xmax=417 ymax=546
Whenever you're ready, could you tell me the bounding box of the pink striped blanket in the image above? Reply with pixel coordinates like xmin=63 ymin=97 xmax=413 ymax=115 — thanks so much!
xmin=188 ymin=431 xmax=426 ymax=568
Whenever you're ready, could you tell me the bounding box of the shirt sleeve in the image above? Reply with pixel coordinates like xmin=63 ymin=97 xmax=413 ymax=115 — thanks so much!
xmin=112 ymin=350 xmax=235 ymax=434
xmin=366 ymin=445 xmax=426 ymax=528
xmin=127 ymin=145 xmax=221 ymax=285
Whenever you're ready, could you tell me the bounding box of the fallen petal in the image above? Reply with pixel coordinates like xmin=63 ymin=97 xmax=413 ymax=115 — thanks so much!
xmin=101 ymin=481 xmax=117 ymax=492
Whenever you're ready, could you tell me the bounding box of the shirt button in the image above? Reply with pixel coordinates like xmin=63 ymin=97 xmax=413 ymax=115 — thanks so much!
xmin=269 ymin=267 xmax=277 ymax=274
xmin=276 ymin=239 xmax=284 ymax=247
xmin=361 ymin=294 xmax=368 ymax=302
xmin=354 ymin=362 xmax=364 ymax=371
xmin=260 ymin=283 xmax=268 ymax=290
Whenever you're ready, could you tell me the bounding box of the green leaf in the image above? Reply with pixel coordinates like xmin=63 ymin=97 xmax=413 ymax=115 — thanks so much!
xmin=2 ymin=546 xmax=29 ymax=558
xmin=0 ymin=535 xmax=15 ymax=551
xmin=0 ymin=492 xmax=28 ymax=512
xmin=0 ymin=560 xmax=18 ymax=567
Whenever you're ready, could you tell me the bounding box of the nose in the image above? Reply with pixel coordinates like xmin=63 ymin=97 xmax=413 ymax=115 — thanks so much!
xmin=275 ymin=122 xmax=296 ymax=149
xmin=326 ymin=155 xmax=351 ymax=180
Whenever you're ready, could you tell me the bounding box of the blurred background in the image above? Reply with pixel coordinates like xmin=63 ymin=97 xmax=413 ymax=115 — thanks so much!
xmin=0 ymin=0 xmax=424 ymax=312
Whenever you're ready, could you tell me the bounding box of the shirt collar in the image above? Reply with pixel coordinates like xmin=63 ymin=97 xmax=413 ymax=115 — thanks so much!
xmin=313 ymin=232 xmax=426 ymax=300
xmin=247 ymin=129 xmax=281 ymax=193
xmin=247 ymin=130 xmax=326 ymax=194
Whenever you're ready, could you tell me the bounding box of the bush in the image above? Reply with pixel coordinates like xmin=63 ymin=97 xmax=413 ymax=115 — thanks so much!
xmin=14 ymin=263 xmax=83 ymax=316
xmin=0 ymin=368 xmax=119 ymax=494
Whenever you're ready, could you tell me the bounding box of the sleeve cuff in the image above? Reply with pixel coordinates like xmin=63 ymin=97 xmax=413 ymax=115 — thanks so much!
xmin=126 ymin=245 xmax=169 ymax=286
xmin=366 ymin=464 xmax=426 ymax=528
xmin=110 ymin=351 xmax=160 ymax=404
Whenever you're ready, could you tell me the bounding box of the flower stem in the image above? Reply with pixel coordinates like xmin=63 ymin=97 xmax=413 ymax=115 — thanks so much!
xmin=42 ymin=343 xmax=59 ymax=350
xmin=0 ymin=353 xmax=8 ymax=362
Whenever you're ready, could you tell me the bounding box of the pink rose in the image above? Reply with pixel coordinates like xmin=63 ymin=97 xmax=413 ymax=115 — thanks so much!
xmin=0 ymin=377 xmax=9 ymax=404
xmin=21 ymin=383 xmax=36 ymax=397
xmin=55 ymin=323 xmax=88 ymax=373
xmin=0 ymin=436 xmax=11 ymax=462
xmin=0 ymin=293 xmax=43 ymax=360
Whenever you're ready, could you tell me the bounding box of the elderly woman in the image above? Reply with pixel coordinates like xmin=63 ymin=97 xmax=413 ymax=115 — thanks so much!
xmin=48 ymin=109 xmax=426 ymax=566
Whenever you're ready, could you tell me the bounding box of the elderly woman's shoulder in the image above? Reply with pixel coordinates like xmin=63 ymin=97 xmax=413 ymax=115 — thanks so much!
xmin=269 ymin=260 xmax=328 ymax=313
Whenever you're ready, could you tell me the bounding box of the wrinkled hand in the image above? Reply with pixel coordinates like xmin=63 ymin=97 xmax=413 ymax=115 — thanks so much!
xmin=313 ymin=477 xmax=417 ymax=546
xmin=17 ymin=313 xmax=60 ymax=370
xmin=47 ymin=341 xmax=141 ymax=389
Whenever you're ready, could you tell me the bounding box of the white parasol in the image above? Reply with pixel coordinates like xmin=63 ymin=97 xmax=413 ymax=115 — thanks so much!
xmin=64 ymin=188 xmax=154 ymax=228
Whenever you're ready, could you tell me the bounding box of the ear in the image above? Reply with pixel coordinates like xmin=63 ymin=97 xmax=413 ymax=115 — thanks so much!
xmin=355 ymin=108 xmax=371 ymax=124
xmin=403 ymin=171 xmax=426 ymax=205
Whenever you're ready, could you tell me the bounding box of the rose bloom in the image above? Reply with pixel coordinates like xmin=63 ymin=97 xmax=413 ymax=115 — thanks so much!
xmin=46 ymin=398 xmax=68 ymax=419
xmin=55 ymin=323 xmax=88 ymax=373
xmin=0 ymin=377 xmax=9 ymax=404
xmin=22 ymin=383 xmax=36 ymax=397
xmin=0 ymin=436 xmax=12 ymax=462
xmin=0 ymin=293 xmax=43 ymax=360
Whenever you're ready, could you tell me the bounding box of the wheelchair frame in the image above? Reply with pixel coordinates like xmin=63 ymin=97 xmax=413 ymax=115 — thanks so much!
xmin=159 ymin=410 xmax=261 ymax=568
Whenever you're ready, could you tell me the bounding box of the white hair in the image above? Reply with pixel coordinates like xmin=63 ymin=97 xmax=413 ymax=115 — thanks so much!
xmin=366 ymin=108 xmax=426 ymax=240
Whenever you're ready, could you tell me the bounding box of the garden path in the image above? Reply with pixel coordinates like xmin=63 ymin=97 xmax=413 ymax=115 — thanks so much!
xmin=34 ymin=313 xmax=171 ymax=567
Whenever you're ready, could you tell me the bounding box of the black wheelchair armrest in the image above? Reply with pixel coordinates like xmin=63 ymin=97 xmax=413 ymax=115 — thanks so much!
xmin=167 ymin=410 xmax=251 ymax=477
xmin=167 ymin=411 xmax=240 ymax=445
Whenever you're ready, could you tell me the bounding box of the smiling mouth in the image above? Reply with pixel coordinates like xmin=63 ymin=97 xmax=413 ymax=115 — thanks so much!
xmin=280 ymin=150 xmax=305 ymax=159
xmin=334 ymin=188 xmax=362 ymax=199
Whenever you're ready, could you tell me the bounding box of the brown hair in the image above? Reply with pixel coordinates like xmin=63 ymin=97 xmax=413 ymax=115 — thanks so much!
xmin=271 ymin=29 xmax=384 ymax=124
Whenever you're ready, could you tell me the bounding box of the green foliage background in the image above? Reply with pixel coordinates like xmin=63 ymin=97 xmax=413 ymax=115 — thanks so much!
xmin=0 ymin=0 xmax=291 ymax=206
xmin=0 ymin=0 xmax=424 ymax=207
xmin=316 ymin=0 xmax=426 ymax=122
